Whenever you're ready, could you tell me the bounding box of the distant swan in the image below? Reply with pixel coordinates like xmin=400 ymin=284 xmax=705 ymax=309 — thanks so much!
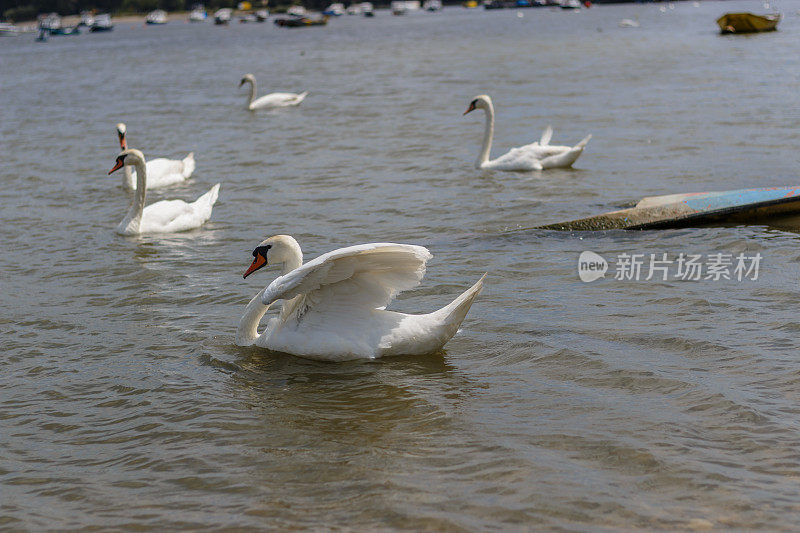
xmin=116 ymin=123 xmax=195 ymax=190
xmin=463 ymin=94 xmax=591 ymax=171
xmin=236 ymin=235 xmax=485 ymax=361
xmin=108 ymin=149 xmax=219 ymax=235
xmin=239 ymin=73 xmax=308 ymax=110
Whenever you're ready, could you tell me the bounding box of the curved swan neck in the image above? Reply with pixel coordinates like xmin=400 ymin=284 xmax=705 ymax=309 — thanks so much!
xmin=236 ymin=288 xmax=271 ymax=345
xmin=477 ymin=101 xmax=494 ymax=168
xmin=245 ymin=78 xmax=256 ymax=108
xmin=119 ymin=158 xmax=146 ymax=234
xmin=124 ymin=165 xmax=134 ymax=188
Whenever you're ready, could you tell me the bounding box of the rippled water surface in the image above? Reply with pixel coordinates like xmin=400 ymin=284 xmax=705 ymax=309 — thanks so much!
xmin=4 ymin=1 xmax=800 ymax=529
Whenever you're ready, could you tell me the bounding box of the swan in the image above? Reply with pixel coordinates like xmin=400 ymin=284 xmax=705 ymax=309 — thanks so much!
xmin=463 ymin=94 xmax=591 ymax=171
xmin=116 ymin=123 xmax=195 ymax=190
xmin=239 ymin=73 xmax=308 ymax=110
xmin=236 ymin=235 xmax=485 ymax=361
xmin=107 ymin=149 xmax=220 ymax=235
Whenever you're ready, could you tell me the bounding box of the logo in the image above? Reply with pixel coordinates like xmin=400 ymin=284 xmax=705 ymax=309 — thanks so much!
xmin=578 ymin=251 xmax=608 ymax=282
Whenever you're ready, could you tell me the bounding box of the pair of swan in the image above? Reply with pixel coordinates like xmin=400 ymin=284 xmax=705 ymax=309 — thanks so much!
xmin=236 ymin=235 xmax=485 ymax=361
xmin=116 ymin=123 xmax=195 ymax=190
xmin=239 ymin=73 xmax=308 ymax=110
xmin=464 ymin=94 xmax=591 ymax=171
xmin=108 ymin=149 xmax=219 ymax=235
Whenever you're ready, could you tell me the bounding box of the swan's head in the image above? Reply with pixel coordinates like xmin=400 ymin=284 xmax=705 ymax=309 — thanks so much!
xmin=239 ymin=73 xmax=255 ymax=88
xmin=243 ymin=235 xmax=302 ymax=279
xmin=116 ymin=123 xmax=127 ymax=149
xmin=108 ymin=148 xmax=145 ymax=175
xmin=463 ymin=95 xmax=492 ymax=115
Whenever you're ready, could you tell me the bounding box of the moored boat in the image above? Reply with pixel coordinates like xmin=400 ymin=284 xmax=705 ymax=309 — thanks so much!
xmin=90 ymin=13 xmax=113 ymax=31
xmin=189 ymin=6 xmax=208 ymax=21
xmin=145 ymin=9 xmax=168 ymax=24
xmin=214 ymin=8 xmax=233 ymax=23
xmin=323 ymin=3 xmax=345 ymax=15
xmin=361 ymin=2 xmax=375 ymax=16
xmin=717 ymin=12 xmax=780 ymax=34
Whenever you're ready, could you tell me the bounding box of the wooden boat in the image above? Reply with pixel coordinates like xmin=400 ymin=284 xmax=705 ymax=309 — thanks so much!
xmin=717 ymin=12 xmax=780 ymax=34
xmin=532 ymin=186 xmax=800 ymax=231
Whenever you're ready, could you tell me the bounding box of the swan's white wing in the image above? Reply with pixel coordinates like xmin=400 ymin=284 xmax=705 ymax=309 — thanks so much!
xmin=145 ymin=157 xmax=184 ymax=179
xmin=251 ymin=92 xmax=306 ymax=109
xmin=261 ymin=243 xmax=431 ymax=311
xmin=539 ymin=125 xmax=553 ymax=146
xmin=486 ymin=145 xmax=543 ymax=171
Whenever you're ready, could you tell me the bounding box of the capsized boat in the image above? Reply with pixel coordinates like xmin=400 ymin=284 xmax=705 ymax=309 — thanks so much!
xmin=717 ymin=12 xmax=780 ymax=34
xmin=532 ymin=186 xmax=800 ymax=231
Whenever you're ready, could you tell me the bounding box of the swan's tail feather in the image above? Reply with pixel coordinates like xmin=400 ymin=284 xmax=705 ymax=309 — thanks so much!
xmin=575 ymin=134 xmax=592 ymax=150
xmin=182 ymin=152 xmax=196 ymax=178
xmin=430 ymin=273 xmax=486 ymax=331
xmin=294 ymin=91 xmax=309 ymax=104
xmin=195 ymin=183 xmax=220 ymax=209
xmin=540 ymin=125 xmax=553 ymax=146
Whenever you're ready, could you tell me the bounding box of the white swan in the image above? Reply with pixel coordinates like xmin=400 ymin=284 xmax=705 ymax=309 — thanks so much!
xmin=236 ymin=235 xmax=485 ymax=361
xmin=108 ymin=149 xmax=219 ymax=235
xmin=239 ymin=73 xmax=308 ymax=110
xmin=463 ymin=94 xmax=591 ymax=171
xmin=116 ymin=123 xmax=195 ymax=190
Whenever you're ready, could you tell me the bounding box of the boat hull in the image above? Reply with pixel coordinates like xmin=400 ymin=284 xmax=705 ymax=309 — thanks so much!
xmin=717 ymin=12 xmax=780 ymax=34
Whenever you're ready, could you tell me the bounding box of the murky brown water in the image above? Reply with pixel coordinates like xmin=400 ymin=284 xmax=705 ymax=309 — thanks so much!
xmin=4 ymin=1 xmax=800 ymax=529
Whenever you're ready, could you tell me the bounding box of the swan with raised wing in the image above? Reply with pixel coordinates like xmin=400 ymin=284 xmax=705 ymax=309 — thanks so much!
xmin=463 ymin=94 xmax=591 ymax=171
xmin=239 ymin=73 xmax=308 ymax=110
xmin=116 ymin=123 xmax=195 ymax=190
xmin=108 ymin=149 xmax=219 ymax=235
xmin=236 ymin=235 xmax=485 ymax=361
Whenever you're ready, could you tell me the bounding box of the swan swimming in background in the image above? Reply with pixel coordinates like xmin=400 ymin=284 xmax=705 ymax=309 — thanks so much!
xmin=108 ymin=149 xmax=219 ymax=235
xmin=239 ymin=73 xmax=308 ymax=110
xmin=463 ymin=95 xmax=591 ymax=171
xmin=116 ymin=123 xmax=195 ymax=190
xmin=236 ymin=235 xmax=486 ymax=361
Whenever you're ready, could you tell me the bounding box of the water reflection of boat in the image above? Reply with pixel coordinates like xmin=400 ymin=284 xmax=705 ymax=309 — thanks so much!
xmin=274 ymin=15 xmax=328 ymax=27
xmin=90 ymin=13 xmax=114 ymax=31
xmin=214 ymin=8 xmax=233 ymax=24
xmin=717 ymin=12 xmax=780 ymax=34
xmin=146 ymin=10 xmax=168 ymax=24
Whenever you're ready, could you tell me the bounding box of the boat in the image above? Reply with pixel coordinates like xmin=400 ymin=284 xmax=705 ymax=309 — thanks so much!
xmin=361 ymin=2 xmax=375 ymax=16
xmin=532 ymin=186 xmax=800 ymax=231
xmin=78 ymin=11 xmax=94 ymax=26
xmin=0 ymin=22 xmax=20 ymax=35
xmin=346 ymin=4 xmax=361 ymax=14
xmin=717 ymin=12 xmax=780 ymax=34
xmin=274 ymin=14 xmax=329 ymax=26
xmin=322 ymin=3 xmax=345 ymax=15
xmin=256 ymin=9 xmax=269 ymax=21
xmin=189 ymin=6 xmax=208 ymax=21
xmin=560 ymin=0 xmax=581 ymax=9
xmin=392 ymin=0 xmax=420 ymax=14
xmin=89 ymin=13 xmax=113 ymax=31
xmin=286 ymin=5 xmax=308 ymax=16
xmin=239 ymin=12 xmax=258 ymax=22
xmin=423 ymin=0 xmax=442 ymax=11
xmin=214 ymin=8 xmax=233 ymax=24
xmin=145 ymin=10 xmax=168 ymax=24
xmin=463 ymin=0 xmax=479 ymax=8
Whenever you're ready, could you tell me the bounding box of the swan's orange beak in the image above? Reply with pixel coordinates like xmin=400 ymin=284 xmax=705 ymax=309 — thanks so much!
xmin=243 ymin=253 xmax=267 ymax=279
xmin=463 ymin=102 xmax=476 ymax=115
xmin=108 ymin=157 xmax=124 ymax=175
xmin=118 ymin=132 xmax=127 ymax=150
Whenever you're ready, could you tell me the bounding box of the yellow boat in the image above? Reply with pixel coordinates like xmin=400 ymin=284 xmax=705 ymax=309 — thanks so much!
xmin=716 ymin=12 xmax=780 ymax=34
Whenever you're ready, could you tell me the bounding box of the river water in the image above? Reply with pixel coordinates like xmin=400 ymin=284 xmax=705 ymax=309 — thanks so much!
xmin=3 ymin=1 xmax=800 ymax=529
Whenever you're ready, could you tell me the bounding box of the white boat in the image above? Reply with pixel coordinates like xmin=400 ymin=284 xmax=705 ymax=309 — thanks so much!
xmin=256 ymin=9 xmax=269 ymax=20
xmin=559 ymin=0 xmax=581 ymax=9
xmin=323 ymin=2 xmax=345 ymax=15
xmin=214 ymin=8 xmax=232 ymax=23
xmin=346 ymin=4 xmax=362 ymax=14
xmin=361 ymin=1 xmax=375 ymax=16
xmin=188 ymin=6 xmax=208 ymax=21
xmin=145 ymin=9 xmax=168 ymax=24
xmin=391 ymin=0 xmax=421 ymax=14
xmin=423 ymin=0 xmax=442 ymax=10
xmin=286 ymin=5 xmax=308 ymax=16
xmin=79 ymin=11 xmax=95 ymax=26
xmin=90 ymin=13 xmax=114 ymax=31
xmin=38 ymin=13 xmax=61 ymax=31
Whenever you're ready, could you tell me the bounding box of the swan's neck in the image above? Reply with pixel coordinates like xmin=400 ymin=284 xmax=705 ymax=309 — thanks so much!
xmin=236 ymin=288 xmax=271 ymax=346
xmin=123 ymin=165 xmax=135 ymax=189
xmin=245 ymin=79 xmax=256 ymax=108
xmin=119 ymin=159 xmax=146 ymax=234
xmin=477 ymin=102 xmax=495 ymax=169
